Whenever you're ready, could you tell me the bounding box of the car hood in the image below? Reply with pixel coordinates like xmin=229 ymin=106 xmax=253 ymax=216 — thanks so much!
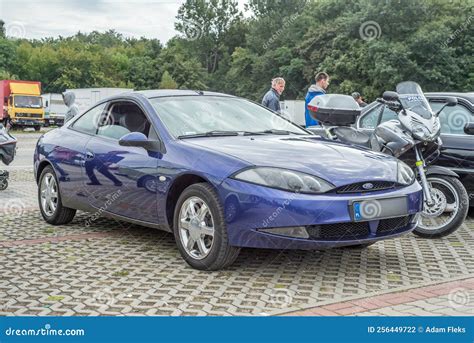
xmin=184 ymin=135 xmax=399 ymax=187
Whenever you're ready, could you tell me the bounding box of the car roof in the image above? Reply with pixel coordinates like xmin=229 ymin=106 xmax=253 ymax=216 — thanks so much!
xmin=131 ymin=89 xmax=235 ymax=99
xmin=425 ymin=92 xmax=474 ymax=104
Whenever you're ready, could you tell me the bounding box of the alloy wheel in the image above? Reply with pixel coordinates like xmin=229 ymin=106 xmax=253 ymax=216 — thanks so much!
xmin=178 ymin=196 xmax=215 ymax=260
xmin=40 ymin=173 xmax=59 ymax=216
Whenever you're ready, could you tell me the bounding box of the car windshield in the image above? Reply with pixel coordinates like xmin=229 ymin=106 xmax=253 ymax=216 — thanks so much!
xmin=150 ymin=96 xmax=309 ymax=138
xmin=396 ymin=81 xmax=433 ymax=119
xmin=14 ymin=95 xmax=43 ymax=109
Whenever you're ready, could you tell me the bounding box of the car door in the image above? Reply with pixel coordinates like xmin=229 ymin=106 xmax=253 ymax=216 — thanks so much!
xmin=55 ymin=102 xmax=108 ymax=207
xmin=82 ymin=100 xmax=161 ymax=224
xmin=428 ymin=98 xmax=474 ymax=198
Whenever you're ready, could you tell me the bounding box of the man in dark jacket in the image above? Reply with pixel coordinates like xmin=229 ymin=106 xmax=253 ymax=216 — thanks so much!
xmin=304 ymin=72 xmax=329 ymax=127
xmin=262 ymin=77 xmax=285 ymax=113
xmin=352 ymin=92 xmax=368 ymax=107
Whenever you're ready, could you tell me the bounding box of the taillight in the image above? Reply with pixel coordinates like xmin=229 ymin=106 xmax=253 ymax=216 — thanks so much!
xmin=307 ymin=105 xmax=318 ymax=112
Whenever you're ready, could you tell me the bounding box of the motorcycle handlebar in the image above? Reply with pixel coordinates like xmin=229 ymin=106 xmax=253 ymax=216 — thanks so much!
xmin=376 ymin=98 xmax=402 ymax=111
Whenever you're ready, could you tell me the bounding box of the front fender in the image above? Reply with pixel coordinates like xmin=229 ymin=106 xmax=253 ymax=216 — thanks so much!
xmin=426 ymin=165 xmax=459 ymax=178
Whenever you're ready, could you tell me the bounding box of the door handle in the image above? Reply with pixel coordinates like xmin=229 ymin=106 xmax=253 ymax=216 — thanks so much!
xmin=85 ymin=151 xmax=95 ymax=160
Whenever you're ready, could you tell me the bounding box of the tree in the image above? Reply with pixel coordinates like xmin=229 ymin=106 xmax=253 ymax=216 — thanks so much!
xmin=0 ymin=20 xmax=5 ymax=38
xmin=159 ymin=71 xmax=178 ymax=89
xmin=175 ymin=0 xmax=243 ymax=73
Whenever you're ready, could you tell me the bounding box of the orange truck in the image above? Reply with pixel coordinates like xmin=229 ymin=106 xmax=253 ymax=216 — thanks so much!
xmin=1 ymin=80 xmax=45 ymax=131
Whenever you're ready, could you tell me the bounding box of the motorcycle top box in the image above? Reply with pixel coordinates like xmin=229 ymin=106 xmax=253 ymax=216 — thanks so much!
xmin=308 ymin=94 xmax=361 ymax=126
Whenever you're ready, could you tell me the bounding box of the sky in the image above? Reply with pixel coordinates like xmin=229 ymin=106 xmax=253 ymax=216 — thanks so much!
xmin=0 ymin=0 xmax=248 ymax=43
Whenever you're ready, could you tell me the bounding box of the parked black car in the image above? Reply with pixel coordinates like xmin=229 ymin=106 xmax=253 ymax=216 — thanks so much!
xmin=309 ymin=92 xmax=474 ymax=205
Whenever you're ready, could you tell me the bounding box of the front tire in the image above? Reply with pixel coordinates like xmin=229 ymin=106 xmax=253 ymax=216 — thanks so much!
xmin=34 ymin=125 xmax=41 ymax=132
xmin=173 ymin=183 xmax=240 ymax=271
xmin=38 ymin=165 xmax=76 ymax=225
xmin=413 ymin=175 xmax=468 ymax=238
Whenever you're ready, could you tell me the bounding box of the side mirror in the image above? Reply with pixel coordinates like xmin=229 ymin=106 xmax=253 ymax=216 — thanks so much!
xmin=118 ymin=132 xmax=165 ymax=152
xmin=445 ymin=96 xmax=458 ymax=107
xmin=382 ymin=91 xmax=399 ymax=102
xmin=435 ymin=97 xmax=458 ymax=117
xmin=464 ymin=122 xmax=474 ymax=135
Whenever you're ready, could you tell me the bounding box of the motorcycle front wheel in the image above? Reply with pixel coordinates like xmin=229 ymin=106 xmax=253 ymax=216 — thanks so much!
xmin=414 ymin=175 xmax=469 ymax=238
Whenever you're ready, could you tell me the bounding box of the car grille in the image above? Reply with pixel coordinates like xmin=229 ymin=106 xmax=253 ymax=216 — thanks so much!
xmin=307 ymin=222 xmax=369 ymax=240
xmin=334 ymin=181 xmax=398 ymax=194
xmin=377 ymin=216 xmax=412 ymax=234
xmin=305 ymin=215 xmax=412 ymax=241
xmin=16 ymin=113 xmax=42 ymax=118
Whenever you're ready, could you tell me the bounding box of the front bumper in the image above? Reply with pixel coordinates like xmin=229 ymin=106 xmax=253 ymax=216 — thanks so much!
xmin=11 ymin=118 xmax=44 ymax=126
xmin=218 ymin=179 xmax=423 ymax=249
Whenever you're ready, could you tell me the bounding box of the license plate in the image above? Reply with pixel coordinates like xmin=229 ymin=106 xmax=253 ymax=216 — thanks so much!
xmin=351 ymin=197 xmax=408 ymax=221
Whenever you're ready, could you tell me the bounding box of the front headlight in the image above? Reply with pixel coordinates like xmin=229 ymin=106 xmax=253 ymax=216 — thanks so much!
xmin=411 ymin=124 xmax=431 ymax=141
xmin=232 ymin=167 xmax=335 ymax=194
xmin=397 ymin=161 xmax=415 ymax=185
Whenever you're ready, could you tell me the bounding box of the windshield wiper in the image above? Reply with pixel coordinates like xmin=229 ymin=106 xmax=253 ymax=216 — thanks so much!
xmin=178 ymin=130 xmax=240 ymax=139
xmin=255 ymin=129 xmax=304 ymax=135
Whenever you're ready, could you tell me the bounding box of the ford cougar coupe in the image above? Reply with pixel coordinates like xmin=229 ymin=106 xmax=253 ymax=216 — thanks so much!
xmin=34 ymin=90 xmax=423 ymax=270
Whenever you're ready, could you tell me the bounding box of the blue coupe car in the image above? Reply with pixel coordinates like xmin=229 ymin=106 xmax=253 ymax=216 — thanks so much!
xmin=34 ymin=90 xmax=423 ymax=270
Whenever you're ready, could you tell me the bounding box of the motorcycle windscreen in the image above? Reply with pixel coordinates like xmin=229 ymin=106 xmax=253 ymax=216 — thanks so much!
xmin=307 ymin=94 xmax=361 ymax=125
xmin=396 ymin=81 xmax=433 ymax=119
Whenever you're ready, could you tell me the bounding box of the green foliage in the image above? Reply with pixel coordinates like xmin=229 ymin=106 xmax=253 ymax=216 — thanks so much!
xmin=0 ymin=0 xmax=471 ymax=101
xmin=159 ymin=71 xmax=178 ymax=89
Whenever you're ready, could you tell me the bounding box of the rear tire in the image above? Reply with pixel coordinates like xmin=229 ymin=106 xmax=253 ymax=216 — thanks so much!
xmin=34 ymin=125 xmax=41 ymax=132
xmin=38 ymin=165 xmax=76 ymax=225
xmin=173 ymin=183 xmax=240 ymax=271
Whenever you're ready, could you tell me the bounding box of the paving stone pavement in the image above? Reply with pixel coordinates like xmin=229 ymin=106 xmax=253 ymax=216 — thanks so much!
xmin=283 ymin=277 xmax=474 ymax=316
xmin=1 ymin=162 xmax=474 ymax=316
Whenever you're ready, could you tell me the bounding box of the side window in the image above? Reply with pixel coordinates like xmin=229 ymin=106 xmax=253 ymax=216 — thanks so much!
xmin=97 ymin=101 xmax=151 ymax=140
xmin=359 ymin=106 xmax=381 ymax=128
xmin=70 ymin=102 xmax=107 ymax=135
xmin=380 ymin=107 xmax=398 ymax=122
xmin=430 ymin=101 xmax=473 ymax=135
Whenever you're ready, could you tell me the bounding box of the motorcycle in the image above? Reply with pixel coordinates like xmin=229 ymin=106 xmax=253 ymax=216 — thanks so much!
xmin=307 ymin=81 xmax=469 ymax=238
xmin=0 ymin=123 xmax=17 ymax=190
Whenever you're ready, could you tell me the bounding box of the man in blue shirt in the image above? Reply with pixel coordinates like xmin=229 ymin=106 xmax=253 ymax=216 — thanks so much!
xmin=304 ymin=72 xmax=330 ymax=127
xmin=262 ymin=77 xmax=285 ymax=113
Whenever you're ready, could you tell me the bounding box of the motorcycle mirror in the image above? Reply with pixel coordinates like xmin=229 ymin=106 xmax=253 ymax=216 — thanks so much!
xmin=435 ymin=97 xmax=458 ymax=117
xmin=382 ymin=91 xmax=399 ymax=102
xmin=464 ymin=122 xmax=474 ymax=135
xmin=445 ymin=96 xmax=458 ymax=107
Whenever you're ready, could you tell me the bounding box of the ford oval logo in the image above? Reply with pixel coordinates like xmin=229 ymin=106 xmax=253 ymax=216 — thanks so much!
xmin=362 ymin=183 xmax=374 ymax=190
